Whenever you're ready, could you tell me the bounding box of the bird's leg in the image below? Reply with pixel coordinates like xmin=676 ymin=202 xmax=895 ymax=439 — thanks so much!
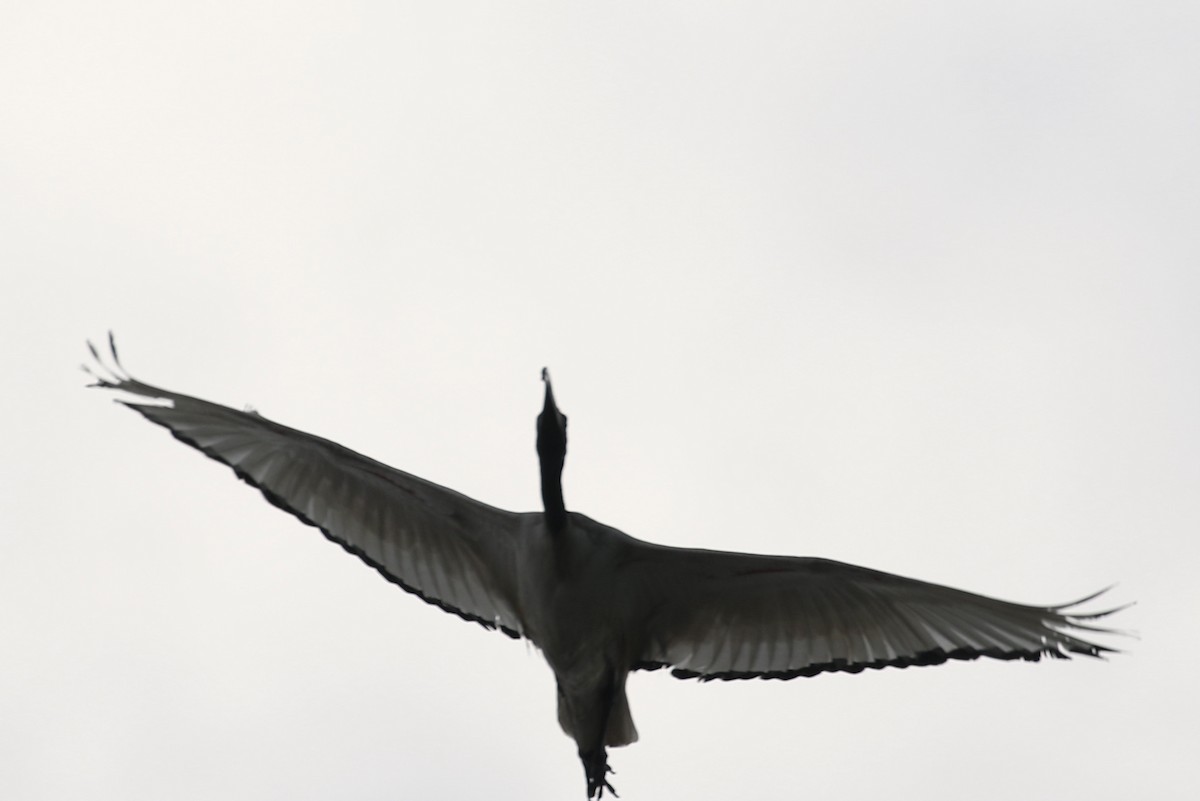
xmin=577 ymin=672 xmax=621 ymax=799
xmin=580 ymin=748 xmax=617 ymax=799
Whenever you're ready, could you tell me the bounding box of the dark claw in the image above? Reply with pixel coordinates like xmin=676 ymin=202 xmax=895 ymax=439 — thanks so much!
xmin=583 ymin=751 xmax=618 ymax=799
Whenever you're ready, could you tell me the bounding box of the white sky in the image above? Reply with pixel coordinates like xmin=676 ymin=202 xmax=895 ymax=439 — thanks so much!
xmin=2 ymin=2 xmax=1197 ymax=798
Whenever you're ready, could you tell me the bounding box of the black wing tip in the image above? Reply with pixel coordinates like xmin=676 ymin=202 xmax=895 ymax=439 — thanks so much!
xmin=1066 ymin=601 xmax=1136 ymax=623
xmin=1052 ymin=585 xmax=1110 ymax=609
xmin=83 ymin=331 xmax=131 ymax=389
xmin=1054 ymin=586 xmax=1136 ymax=639
xmin=107 ymin=330 xmax=121 ymax=368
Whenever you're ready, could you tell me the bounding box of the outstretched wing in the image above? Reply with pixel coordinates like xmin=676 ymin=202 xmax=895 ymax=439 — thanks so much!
xmin=634 ymin=546 xmax=1124 ymax=680
xmin=87 ymin=336 xmax=529 ymax=638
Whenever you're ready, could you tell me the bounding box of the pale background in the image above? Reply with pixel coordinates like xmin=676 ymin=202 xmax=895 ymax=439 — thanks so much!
xmin=2 ymin=2 xmax=1196 ymax=799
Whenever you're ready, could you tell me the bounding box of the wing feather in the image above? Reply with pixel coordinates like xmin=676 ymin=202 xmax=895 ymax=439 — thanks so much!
xmin=635 ymin=545 xmax=1122 ymax=681
xmin=88 ymin=341 xmax=528 ymax=638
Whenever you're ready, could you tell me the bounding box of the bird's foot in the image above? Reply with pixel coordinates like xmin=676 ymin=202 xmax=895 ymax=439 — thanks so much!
xmin=582 ymin=750 xmax=618 ymax=799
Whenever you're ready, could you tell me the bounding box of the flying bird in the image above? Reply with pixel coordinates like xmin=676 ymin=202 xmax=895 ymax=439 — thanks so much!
xmin=85 ymin=335 xmax=1124 ymax=799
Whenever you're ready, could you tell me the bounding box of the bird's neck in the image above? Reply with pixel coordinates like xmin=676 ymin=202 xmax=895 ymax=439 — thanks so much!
xmin=540 ymin=457 xmax=567 ymax=533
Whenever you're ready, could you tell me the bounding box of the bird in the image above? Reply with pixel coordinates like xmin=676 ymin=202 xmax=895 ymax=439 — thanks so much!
xmin=85 ymin=334 xmax=1124 ymax=799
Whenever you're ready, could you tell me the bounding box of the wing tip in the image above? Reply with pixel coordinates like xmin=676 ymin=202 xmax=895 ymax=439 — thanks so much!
xmin=83 ymin=332 xmax=142 ymax=392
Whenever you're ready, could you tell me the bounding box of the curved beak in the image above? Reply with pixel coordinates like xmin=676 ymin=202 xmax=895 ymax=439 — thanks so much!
xmin=537 ymin=368 xmax=568 ymax=530
xmin=538 ymin=368 xmax=567 ymax=457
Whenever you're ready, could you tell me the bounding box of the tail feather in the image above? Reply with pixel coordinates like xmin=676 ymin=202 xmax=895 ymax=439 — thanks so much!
xmin=604 ymin=683 xmax=638 ymax=747
xmin=557 ymin=671 xmax=637 ymax=798
xmin=557 ymin=679 xmax=638 ymax=747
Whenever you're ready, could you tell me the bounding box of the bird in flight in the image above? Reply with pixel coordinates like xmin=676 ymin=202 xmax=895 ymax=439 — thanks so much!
xmin=85 ymin=334 xmax=1124 ymax=799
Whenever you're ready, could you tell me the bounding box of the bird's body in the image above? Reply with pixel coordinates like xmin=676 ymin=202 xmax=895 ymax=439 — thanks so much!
xmin=85 ymin=337 xmax=1124 ymax=799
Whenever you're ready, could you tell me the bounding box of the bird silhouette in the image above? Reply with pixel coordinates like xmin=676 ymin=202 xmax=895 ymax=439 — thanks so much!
xmin=85 ymin=334 xmax=1124 ymax=799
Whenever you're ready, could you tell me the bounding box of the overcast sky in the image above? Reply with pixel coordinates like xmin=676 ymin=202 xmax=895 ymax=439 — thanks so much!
xmin=2 ymin=2 xmax=1197 ymax=799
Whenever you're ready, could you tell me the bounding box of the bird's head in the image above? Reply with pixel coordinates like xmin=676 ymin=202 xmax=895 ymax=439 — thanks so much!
xmin=536 ymin=367 xmax=568 ymax=468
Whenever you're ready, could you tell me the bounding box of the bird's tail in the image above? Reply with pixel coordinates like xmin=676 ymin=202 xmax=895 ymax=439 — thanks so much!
xmin=557 ymin=671 xmax=638 ymax=798
xmin=603 ymin=682 xmax=638 ymax=747
xmin=557 ymin=677 xmax=638 ymax=747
